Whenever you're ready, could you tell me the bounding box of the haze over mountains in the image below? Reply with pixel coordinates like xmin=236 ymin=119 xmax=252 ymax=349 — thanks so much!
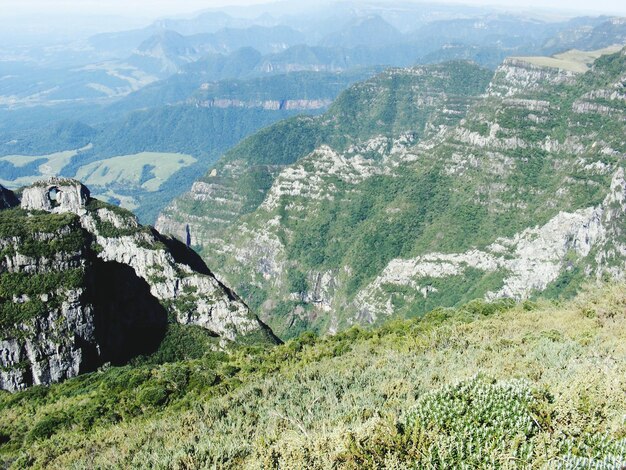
xmin=2 ymin=2 xmax=626 ymax=223
xmin=2 ymin=1 xmax=626 ymax=467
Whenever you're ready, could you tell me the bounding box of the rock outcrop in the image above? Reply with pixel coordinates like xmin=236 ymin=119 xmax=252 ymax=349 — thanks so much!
xmin=195 ymin=98 xmax=333 ymax=111
xmin=0 ymin=178 xmax=277 ymax=391
xmin=20 ymin=177 xmax=90 ymax=214
xmin=486 ymin=57 xmax=578 ymax=97
xmin=355 ymin=168 xmax=626 ymax=322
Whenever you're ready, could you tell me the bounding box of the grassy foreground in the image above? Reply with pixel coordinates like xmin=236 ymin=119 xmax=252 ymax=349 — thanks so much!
xmin=1 ymin=284 xmax=625 ymax=468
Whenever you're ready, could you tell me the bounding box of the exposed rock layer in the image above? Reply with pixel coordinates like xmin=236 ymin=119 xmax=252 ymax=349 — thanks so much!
xmin=156 ymin=50 xmax=626 ymax=335
xmin=0 ymin=180 xmax=276 ymax=391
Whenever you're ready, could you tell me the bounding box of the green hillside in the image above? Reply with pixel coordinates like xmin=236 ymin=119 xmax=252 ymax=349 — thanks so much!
xmin=0 ymin=70 xmax=375 ymax=223
xmin=1 ymin=283 xmax=624 ymax=468
xmin=156 ymin=61 xmax=493 ymax=317
xmin=158 ymin=49 xmax=626 ymax=338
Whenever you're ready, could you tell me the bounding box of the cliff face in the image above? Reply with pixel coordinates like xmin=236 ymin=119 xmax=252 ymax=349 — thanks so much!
xmin=156 ymin=61 xmax=493 ymax=258
xmin=0 ymin=179 xmax=276 ymax=391
xmin=0 ymin=211 xmax=95 ymax=391
xmin=195 ymin=98 xmax=333 ymax=111
xmin=156 ymin=49 xmax=626 ymax=337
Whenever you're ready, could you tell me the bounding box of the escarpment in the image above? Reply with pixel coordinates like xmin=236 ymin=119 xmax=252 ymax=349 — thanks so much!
xmin=156 ymin=49 xmax=626 ymax=337
xmin=0 ymin=178 xmax=277 ymax=391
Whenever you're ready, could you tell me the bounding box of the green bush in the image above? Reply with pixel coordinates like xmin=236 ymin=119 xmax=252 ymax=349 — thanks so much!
xmin=137 ymin=385 xmax=169 ymax=408
xmin=188 ymin=368 xmax=219 ymax=390
xmin=405 ymin=376 xmax=544 ymax=465
xmin=27 ymin=412 xmax=72 ymax=442
xmin=559 ymin=435 xmax=626 ymax=469
xmin=134 ymin=324 xmax=221 ymax=365
xmin=287 ymin=268 xmax=308 ymax=294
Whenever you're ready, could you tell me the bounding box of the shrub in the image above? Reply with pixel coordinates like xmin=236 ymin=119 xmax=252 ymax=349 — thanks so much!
xmin=557 ymin=431 xmax=626 ymax=469
xmin=137 ymin=385 xmax=169 ymax=408
xmin=404 ymin=376 xmax=543 ymax=466
xmin=27 ymin=412 xmax=72 ymax=442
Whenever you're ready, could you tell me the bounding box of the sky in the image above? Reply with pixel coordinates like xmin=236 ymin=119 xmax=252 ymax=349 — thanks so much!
xmin=2 ymin=0 xmax=268 ymax=18
xmin=2 ymin=0 xmax=626 ymax=19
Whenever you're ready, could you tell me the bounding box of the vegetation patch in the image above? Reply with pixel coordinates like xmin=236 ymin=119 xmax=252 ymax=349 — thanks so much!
xmin=0 ymin=269 xmax=86 ymax=332
xmin=0 ymin=284 xmax=624 ymax=468
xmin=75 ymin=152 xmax=196 ymax=192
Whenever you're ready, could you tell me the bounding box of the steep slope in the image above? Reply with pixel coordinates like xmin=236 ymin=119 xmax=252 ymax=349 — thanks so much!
xmin=156 ymin=61 xmax=492 ymax=242
xmin=156 ymin=61 xmax=493 ymax=336
xmin=0 ymin=179 xmax=276 ymax=391
xmin=1 ymin=284 xmax=625 ymax=468
xmin=159 ymin=49 xmax=626 ymax=338
xmin=1 ymin=69 xmax=377 ymax=224
xmin=543 ymin=16 xmax=626 ymax=53
xmin=0 ymin=186 xmax=18 ymax=209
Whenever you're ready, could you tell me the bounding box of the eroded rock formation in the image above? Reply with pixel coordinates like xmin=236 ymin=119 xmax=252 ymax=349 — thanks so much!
xmin=20 ymin=177 xmax=90 ymax=214
xmin=0 ymin=178 xmax=277 ymax=391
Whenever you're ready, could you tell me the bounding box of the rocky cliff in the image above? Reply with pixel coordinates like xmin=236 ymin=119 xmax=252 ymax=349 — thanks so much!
xmin=195 ymin=97 xmax=333 ymax=111
xmin=0 ymin=178 xmax=276 ymax=391
xmin=156 ymin=48 xmax=626 ymax=338
xmin=156 ymin=62 xmax=493 ymax=247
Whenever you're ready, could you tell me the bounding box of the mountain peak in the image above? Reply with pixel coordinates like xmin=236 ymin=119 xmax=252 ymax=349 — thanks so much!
xmin=319 ymin=14 xmax=403 ymax=48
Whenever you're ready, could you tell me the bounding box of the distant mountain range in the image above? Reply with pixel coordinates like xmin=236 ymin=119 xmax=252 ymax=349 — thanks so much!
xmin=1 ymin=2 xmax=625 ymax=226
xmin=157 ymin=46 xmax=626 ymax=338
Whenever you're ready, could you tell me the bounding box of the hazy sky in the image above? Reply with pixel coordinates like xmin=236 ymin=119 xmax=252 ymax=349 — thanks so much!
xmin=1 ymin=0 xmax=260 ymax=18
xmin=2 ymin=0 xmax=626 ymax=19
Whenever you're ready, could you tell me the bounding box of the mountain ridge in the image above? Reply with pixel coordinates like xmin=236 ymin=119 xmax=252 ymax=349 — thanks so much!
xmin=0 ymin=178 xmax=278 ymax=392
xmin=157 ymin=47 xmax=626 ymax=338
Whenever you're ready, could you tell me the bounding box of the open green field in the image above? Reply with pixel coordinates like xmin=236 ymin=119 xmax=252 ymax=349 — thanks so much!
xmin=95 ymin=189 xmax=141 ymax=211
xmin=0 ymin=149 xmax=197 ymax=220
xmin=75 ymin=151 xmax=196 ymax=192
xmin=514 ymin=44 xmax=623 ymax=73
xmin=0 ymin=146 xmax=88 ymax=188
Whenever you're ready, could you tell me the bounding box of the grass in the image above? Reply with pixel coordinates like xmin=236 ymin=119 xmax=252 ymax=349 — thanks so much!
xmin=1 ymin=282 xmax=625 ymax=468
xmin=75 ymin=152 xmax=196 ymax=192
xmin=0 ymin=146 xmax=88 ymax=188
xmin=0 ymin=155 xmax=48 ymax=168
xmin=513 ymin=45 xmax=623 ymax=73
xmin=554 ymin=45 xmax=624 ymax=63
xmin=96 ymin=189 xmax=140 ymax=211
xmin=0 ymin=149 xmax=79 ymax=170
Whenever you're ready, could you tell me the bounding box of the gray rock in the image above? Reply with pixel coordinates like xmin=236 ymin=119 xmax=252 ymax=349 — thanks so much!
xmin=0 ymin=178 xmax=277 ymax=392
xmin=21 ymin=177 xmax=90 ymax=214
